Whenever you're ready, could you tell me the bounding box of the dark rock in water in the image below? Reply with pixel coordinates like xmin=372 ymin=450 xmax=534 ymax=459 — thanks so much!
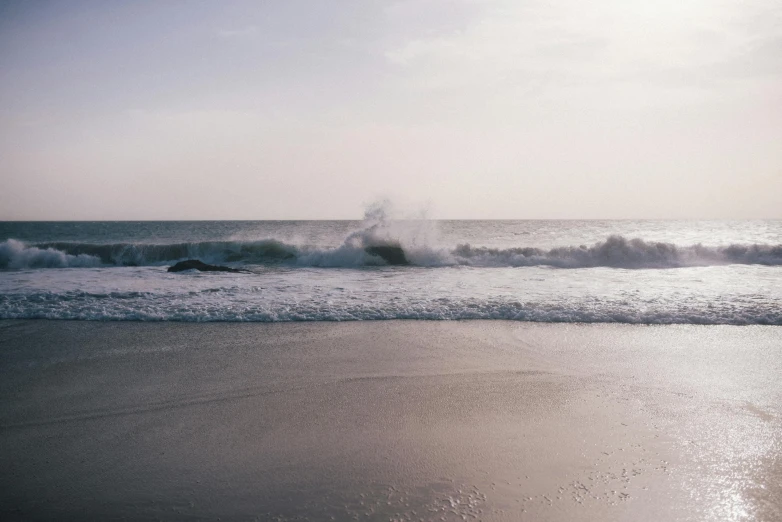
xmin=365 ymin=245 xmax=409 ymax=265
xmin=168 ymin=259 xmax=245 ymax=273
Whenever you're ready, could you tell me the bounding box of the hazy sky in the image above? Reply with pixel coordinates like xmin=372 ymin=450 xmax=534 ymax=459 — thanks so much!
xmin=1 ymin=0 xmax=780 ymax=219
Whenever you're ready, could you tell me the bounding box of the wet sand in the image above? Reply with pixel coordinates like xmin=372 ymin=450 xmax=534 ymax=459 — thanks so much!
xmin=0 ymin=320 xmax=780 ymax=521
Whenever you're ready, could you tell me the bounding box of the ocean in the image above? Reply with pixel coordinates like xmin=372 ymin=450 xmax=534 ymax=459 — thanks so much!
xmin=1 ymin=219 xmax=780 ymax=324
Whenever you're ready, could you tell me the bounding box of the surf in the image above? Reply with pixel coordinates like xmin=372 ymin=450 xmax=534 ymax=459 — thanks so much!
xmin=2 ymin=235 xmax=781 ymax=270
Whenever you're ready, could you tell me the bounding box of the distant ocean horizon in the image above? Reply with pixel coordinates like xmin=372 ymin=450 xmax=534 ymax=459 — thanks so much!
xmin=1 ymin=219 xmax=781 ymax=324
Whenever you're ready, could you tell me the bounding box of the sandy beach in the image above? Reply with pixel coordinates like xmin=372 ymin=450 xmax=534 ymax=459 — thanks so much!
xmin=0 ymin=320 xmax=780 ymax=521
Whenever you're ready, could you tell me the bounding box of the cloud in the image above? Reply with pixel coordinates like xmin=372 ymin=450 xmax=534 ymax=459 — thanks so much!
xmin=382 ymin=0 xmax=782 ymax=97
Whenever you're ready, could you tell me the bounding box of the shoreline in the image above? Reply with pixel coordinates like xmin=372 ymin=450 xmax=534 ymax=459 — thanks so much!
xmin=1 ymin=320 xmax=780 ymax=521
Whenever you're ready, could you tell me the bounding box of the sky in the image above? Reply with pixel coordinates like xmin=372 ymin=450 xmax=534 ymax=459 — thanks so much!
xmin=1 ymin=0 xmax=780 ymax=220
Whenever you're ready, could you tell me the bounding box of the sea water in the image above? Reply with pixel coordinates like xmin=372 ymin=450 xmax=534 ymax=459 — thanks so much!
xmin=1 ymin=219 xmax=780 ymax=324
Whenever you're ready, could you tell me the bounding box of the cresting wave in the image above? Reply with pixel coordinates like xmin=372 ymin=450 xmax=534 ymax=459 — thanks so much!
xmin=1 ymin=236 xmax=781 ymax=270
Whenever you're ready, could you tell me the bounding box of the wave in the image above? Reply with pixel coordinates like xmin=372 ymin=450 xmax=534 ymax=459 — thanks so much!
xmin=0 ymin=238 xmax=296 ymax=269
xmin=450 ymin=236 xmax=782 ymax=268
xmin=0 ymin=239 xmax=103 ymax=269
xmin=1 ymin=236 xmax=781 ymax=270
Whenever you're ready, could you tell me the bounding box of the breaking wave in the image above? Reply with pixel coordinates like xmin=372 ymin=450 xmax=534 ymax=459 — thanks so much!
xmin=449 ymin=237 xmax=782 ymax=268
xmin=1 ymin=236 xmax=781 ymax=270
xmin=0 ymin=239 xmax=102 ymax=269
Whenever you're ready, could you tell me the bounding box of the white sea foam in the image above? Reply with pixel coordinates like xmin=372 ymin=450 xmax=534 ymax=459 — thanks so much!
xmin=1 ymin=290 xmax=780 ymax=324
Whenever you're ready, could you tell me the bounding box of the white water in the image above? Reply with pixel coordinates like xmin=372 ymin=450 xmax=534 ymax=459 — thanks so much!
xmin=1 ymin=219 xmax=780 ymax=324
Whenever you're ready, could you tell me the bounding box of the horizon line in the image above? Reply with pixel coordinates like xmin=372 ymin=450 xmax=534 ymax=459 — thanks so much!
xmin=2 ymin=217 xmax=781 ymax=223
